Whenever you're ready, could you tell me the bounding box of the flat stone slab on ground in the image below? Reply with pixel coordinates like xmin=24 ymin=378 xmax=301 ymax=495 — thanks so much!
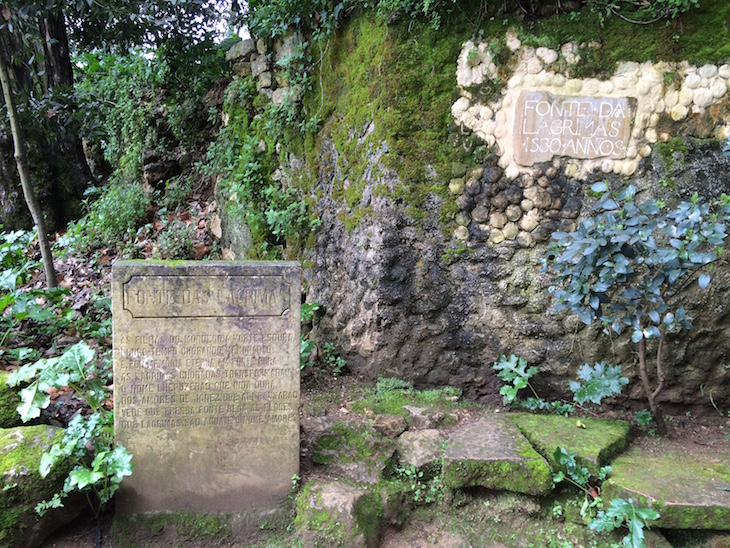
xmin=442 ymin=413 xmax=552 ymax=495
xmin=603 ymin=445 xmax=730 ymax=529
xmin=509 ymin=412 xmax=630 ymax=474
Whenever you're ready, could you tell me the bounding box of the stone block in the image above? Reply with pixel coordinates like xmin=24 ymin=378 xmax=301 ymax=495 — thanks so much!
xmin=442 ymin=415 xmax=552 ymax=495
xmin=112 ymin=261 xmax=301 ymax=514
xmin=603 ymin=445 xmax=730 ymax=529
xmin=513 ymin=90 xmax=635 ymax=166
xmin=226 ymin=38 xmax=256 ymax=62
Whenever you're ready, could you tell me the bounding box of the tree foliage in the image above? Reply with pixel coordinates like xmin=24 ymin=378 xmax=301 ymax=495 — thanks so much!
xmin=543 ymin=182 xmax=730 ymax=434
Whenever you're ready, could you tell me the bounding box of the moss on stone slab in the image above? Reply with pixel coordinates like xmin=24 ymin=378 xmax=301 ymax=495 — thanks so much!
xmin=509 ymin=412 xmax=631 ymax=475
xmin=0 ymin=372 xmax=22 ymax=428
xmin=602 ymin=445 xmax=730 ymax=530
xmin=295 ymin=480 xmax=383 ymax=548
xmin=442 ymin=415 xmax=552 ymax=496
xmin=111 ymin=510 xmax=236 ymax=547
xmin=0 ymin=425 xmax=75 ymax=548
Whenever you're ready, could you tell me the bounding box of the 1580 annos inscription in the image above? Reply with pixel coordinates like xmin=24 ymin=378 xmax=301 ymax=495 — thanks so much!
xmin=113 ymin=261 xmax=301 ymax=515
xmin=514 ymin=90 xmax=635 ymax=165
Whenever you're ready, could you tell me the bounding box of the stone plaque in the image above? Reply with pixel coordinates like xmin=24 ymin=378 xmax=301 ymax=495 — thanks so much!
xmin=112 ymin=261 xmax=301 ymax=514
xmin=513 ymin=90 xmax=635 ymax=165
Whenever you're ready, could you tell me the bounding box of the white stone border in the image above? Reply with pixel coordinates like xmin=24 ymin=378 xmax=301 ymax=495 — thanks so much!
xmin=451 ymin=31 xmax=730 ymax=180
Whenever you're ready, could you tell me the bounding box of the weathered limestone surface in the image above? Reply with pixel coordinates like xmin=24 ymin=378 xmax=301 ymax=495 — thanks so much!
xmin=510 ymin=413 xmax=631 ymax=475
xmin=603 ymin=445 xmax=730 ymax=529
xmin=442 ymin=415 xmax=552 ymax=495
xmin=112 ymin=260 xmax=301 ymax=514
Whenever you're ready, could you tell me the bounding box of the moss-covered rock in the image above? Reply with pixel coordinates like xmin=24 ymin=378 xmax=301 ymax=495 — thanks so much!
xmin=0 ymin=425 xmax=83 ymax=548
xmin=313 ymin=420 xmax=396 ymax=483
xmin=509 ymin=412 xmax=631 ymax=475
xmin=0 ymin=372 xmax=22 ymax=428
xmin=602 ymin=445 xmax=730 ymax=530
xmin=442 ymin=414 xmax=552 ymax=495
xmin=295 ymin=480 xmax=383 ymax=548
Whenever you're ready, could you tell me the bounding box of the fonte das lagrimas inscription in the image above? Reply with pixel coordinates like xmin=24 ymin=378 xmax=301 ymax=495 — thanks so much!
xmin=514 ymin=90 xmax=635 ymax=165
xmin=112 ymin=261 xmax=301 ymax=515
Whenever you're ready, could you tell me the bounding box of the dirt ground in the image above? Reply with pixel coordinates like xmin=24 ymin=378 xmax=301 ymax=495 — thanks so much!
xmin=39 ymin=375 xmax=730 ymax=548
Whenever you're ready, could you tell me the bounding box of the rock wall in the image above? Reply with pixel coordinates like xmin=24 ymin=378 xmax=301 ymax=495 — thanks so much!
xmin=225 ymin=19 xmax=730 ymax=409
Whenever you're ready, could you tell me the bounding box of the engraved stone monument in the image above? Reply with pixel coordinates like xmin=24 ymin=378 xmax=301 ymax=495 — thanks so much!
xmin=514 ymin=90 xmax=635 ymax=165
xmin=112 ymin=261 xmax=301 ymax=514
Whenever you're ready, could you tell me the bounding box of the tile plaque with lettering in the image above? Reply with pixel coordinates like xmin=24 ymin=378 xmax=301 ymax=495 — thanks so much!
xmin=514 ymin=90 xmax=635 ymax=165
xmin=112 ymin=261 xmax=301 ymax=514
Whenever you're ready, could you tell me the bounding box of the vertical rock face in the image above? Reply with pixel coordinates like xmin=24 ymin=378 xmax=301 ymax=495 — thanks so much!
xmin=224 ymin=17 xmax=730 ymax=407
xmin=304 ymin=137 xmax=730 ymax=407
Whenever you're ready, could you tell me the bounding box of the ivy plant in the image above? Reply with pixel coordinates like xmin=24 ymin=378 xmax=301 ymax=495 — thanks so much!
xmin=6 ymin=341 xmax=133 ymax=517
xmin=590 ymin=497 xmax=660 ymax=548
xmin=543 ymin=183 xmax=730 ymax=435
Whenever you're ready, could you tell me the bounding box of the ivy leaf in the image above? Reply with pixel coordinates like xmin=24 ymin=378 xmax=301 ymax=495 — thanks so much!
xmin=590 ymin=498 xmax=660 ymax=548
xmin=552 ymin=446 xmax=590 ymax=487
xmin=570 ymin=362 xmax=628 ymax=405
xmin=17 ymin=384 xmax=50 ymax=423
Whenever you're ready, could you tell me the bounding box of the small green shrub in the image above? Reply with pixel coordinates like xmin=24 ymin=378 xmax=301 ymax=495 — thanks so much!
xmin=68 ymin=181 xmax=150 ymax=252
xmin=154 ymin=219 xmax=196 ymax=259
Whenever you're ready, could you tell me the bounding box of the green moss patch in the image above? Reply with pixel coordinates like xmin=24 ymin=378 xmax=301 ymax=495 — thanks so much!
xmin=519 ymin=0 xmax=730 ymax=77
xmin=0 ymin=372 xmax=22 ymax=428
xmin=509 ymin=413 xmax=631 ymax=475
xmin=295 ymin=480 xmax=383 ymax=547
xmin=111 ymin=510 xmax=233 ymax=547
xmin=349 ymin=378 xmax=471 ymax=417
xmin=442 ymin=415 xmax=552 ymax=496
xmin=0 ymin=425 xmax=73 ymax=548
xmin=602 ymin=445 xmax=730 ymax=530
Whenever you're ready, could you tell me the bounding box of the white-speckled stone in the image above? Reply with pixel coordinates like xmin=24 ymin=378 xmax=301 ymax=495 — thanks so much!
xmin=506 ymin=32 xmax=521 ymax=52
xmin=664 ymin=90 xmax=679 ymax=109
xmin=527 ymin=57 xmax=543 ymax=74
xmin=536 ymin=47 xmax=558 ymax=64
xmin=565 ymin=163 xmax=579 ymax=178
xmin=645 ymin=128 xmax=658 ymax=143
xmin=626 ymin=146 xmax=637 ymax=159
xmin=720 ymin=64 xmax=730 ymax=79
xmin=451 ymin=97 xmax=470 ymax=118
xmin=653 ymin=98 xmax=665 ymax=113
xmin=685 ymin=73 xmax=702 ymax=89
xmin=599 ymin=80 xmax=614 ymax=94
xmin=454 ymin=226 xmax=469 ymax=241
xmin=583 ymin=79 xmax=600 ymax=95
xmin=711 ymin=79 xmax=728 ymax=99
xmin=616 ymin=61 xmax=640 ymax=76
xmin=700 ymin=64 xmax=718 ymax=79
xmin=679 ymin=87 xmax=694 ymax=106
xmin=553 ymin=74 xmax=566 ymax=87
xmin=565 ymin=79 xmax=582 ymax=93
xmin=640 ymin=145 xmax=652 ymax=157
xmin=637 ymin=80 xmax=652 ymax=96
xmin=601 ymin=160 xmax=613 ymax=173
xmin=693 ymin=88 xmax=714 ymax=108
xmin=508 ymin=75 xmax=524 ymax=89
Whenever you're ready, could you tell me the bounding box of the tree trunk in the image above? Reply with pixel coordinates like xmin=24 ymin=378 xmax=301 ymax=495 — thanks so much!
xmin=0 ymin=7 xmax=92 ymax=232
xmin=0 ymin=47 xmax=57 ymax=288
xmin=637 ymin=338 xmax=668 ymax=436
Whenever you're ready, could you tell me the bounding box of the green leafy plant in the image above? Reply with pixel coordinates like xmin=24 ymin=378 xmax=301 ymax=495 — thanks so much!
xmin=36 ymin=412 xmax=133 ymax=517
xmin=493 ymin=354 xmax=539 ymax=404
xmin=68 ymin=180 xmax=151 ymax=253
xmin=543 ymin=182 xmax=730 ymax=435
xmin=6 ymin=342 xmax=133 ymax=516
xmin=154 ymin=218 xmax=196 ymax=260
xmin=590 ymin=497 xmax=660 ymax=548
xmin=569 ymin=362 xmax=629 ymax=406
xmin=493 ymin=354 xmax=627 ymax=414
xmin=322 ymin=341 xmax=347 ymax=376
xmin=392 ymin=462 xmax=445 ymax=505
